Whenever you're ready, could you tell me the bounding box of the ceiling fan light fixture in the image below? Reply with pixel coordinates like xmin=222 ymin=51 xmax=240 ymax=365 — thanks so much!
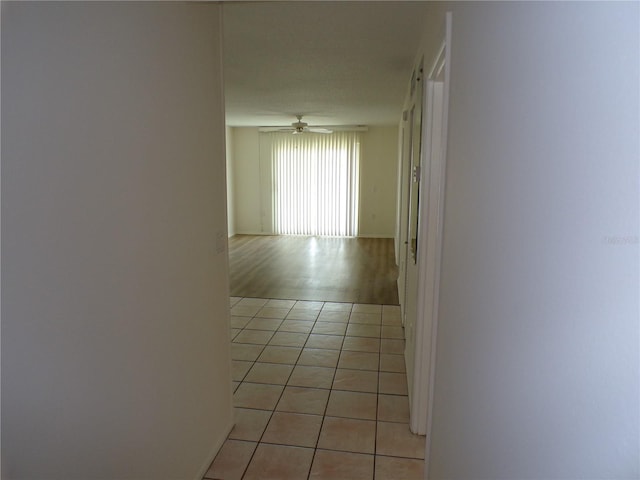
xmin=259 ymin=115 xmax=363 ymax=134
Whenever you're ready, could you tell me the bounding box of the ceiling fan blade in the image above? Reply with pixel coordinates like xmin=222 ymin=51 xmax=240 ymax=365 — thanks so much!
xmin=259 ymin=127 xmax=295 ymax=132
xmin=307 ymin=127 xmax=333 ymax=134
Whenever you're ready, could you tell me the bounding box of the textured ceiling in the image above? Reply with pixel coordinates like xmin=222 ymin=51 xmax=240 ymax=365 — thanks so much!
xmin=223 ymin=1 xmax=433 ymax=127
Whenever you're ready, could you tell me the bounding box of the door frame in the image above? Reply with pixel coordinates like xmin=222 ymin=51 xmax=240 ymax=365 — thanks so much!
xmin=396 ymin=109 xmax=412 ymax=323
xmin=409 ymin=13 xmax=451 ymax=440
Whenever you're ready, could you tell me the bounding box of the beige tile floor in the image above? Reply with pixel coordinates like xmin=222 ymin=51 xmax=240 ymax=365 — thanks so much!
xmin=204 ymin=297 xmax=425 ymax=480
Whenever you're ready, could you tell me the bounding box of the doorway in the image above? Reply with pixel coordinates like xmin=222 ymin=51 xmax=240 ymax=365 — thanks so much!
xmin=399 ymin=16 xmax=451 ymax=436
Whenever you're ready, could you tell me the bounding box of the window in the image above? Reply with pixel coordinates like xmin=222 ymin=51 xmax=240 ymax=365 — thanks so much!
xmin=271 ymin=131 xmax=360 ymax=236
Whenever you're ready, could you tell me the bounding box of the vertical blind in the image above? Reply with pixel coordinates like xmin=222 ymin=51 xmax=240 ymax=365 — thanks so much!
xmin=271 ymin=131 xmax=360 ymax=237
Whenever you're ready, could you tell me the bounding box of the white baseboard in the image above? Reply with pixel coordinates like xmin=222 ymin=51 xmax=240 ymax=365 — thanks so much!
xmin=232 ymin=231 xmax=273 ymax=236
xmin=357 ymin=233 xmax=394 ymax=239
xmin=193 ymin=418 xmax=234 ymax=480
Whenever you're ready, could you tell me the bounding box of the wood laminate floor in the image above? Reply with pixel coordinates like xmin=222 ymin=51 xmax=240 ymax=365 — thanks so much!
xmin=228 ymin=235 xmax=399 ymax=305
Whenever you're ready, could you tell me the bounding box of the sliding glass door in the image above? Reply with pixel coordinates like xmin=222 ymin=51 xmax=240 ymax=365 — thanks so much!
xmin=271 ymin=132 xmax=360 ymax=237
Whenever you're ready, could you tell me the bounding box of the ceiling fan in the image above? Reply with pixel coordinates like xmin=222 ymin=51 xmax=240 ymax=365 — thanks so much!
xmin=260 ymin=115 xmax=333 ymax=135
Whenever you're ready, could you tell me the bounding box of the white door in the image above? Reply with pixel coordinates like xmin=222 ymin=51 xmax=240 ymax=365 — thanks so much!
xmin=404 ymin=14 xmax=451 ymax=436
xmin=396 ymin=116 xmax=411 ymax=320
xmin=410 ymin=78 xmax=445 ymax=435
xmin=403 ymin=61 xmax=424 ymax=409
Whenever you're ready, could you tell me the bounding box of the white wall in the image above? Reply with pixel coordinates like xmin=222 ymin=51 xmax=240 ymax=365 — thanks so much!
xmin=229 ymin=126 xmax=398 ymax=237
xmin=231 ymin=128 xmax=263 ymax=234
xmin=359 ymin=126 xmax=399 ymax=238
xmin=425 ymin=2 xmax=639 ymax=478
xmin=1 ymin=3 xmax=233 ymax=479
xmin=226 ymin=127 xmax=236 ymax=237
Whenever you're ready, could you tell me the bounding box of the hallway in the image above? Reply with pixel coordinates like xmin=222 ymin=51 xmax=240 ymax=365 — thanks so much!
xmin=204 ymin=296 xmax=424 ymax=480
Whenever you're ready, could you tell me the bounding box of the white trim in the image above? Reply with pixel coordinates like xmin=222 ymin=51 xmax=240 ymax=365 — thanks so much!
xmin=232 ymin=230 xmax=271 ymax=236
xmin=193 ymin=420 xmax=234 ymax=480
xmin=423 ymin=11 xmax=452 ymax=475
xmin=357 ymin=233 xmax=395 ymax=239
xmin=410 ymin=78 xmax=437 ymax=434
xmin=194 ymin=13 xmax=235 ymax=480
xmin=409 ymin=12 xmax=451 ymax=439
xmin=427 ymin=42 xmax=446 ymax=80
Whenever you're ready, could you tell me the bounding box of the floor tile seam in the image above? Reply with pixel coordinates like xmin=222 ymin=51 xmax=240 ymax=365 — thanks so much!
xmin=307 ymin=331 xmax=346 ymax=337
xmin=286 ymin=367 xmax=336 ymax=389
xmin=314 ymin=447 xmax=375 ymax=458
xmin=267 ymin=341 xmax=309 ymax=348
xmin=381 ymin=320 xmax=403 ymax=326
xmin=373 ymin=417 xmax=411 ymax=425
xmin=374 ymin=452 xmax=426 ymax=461
xmin=232 ymin=402 xmax=274 ymax=413
xmin=322 ymin=410 xmax=377 ymax=421
xmin=306 ymin=448 xmax=317 ymax=480
xmin=281 ymin=317 xmax=317 ymax=322
xmin=311 ymin=448 xmax=377 ymax=479
xmin=253 ymin=312 xmax=291 ymax=320
xmin=240 ymin=378 xmax=290 ymax=387
xmin=234 ymin=327 xmax=276 ymax=345
xmin=284 ymin=384 xmax=332 ymax=392
xmin=281 ymin=378 xmax=333 ymax=390
xmin=324 ymin=412 xmax=378 ymax=423
xmin=235 ymin=405 xmax=281 ymax=416
xmin=242 ymin=327 xmax=283 ymax=332
xmin=255 ymin=360 xmax=299 ymax=367
xmin=375 ymin=452 xmax=424 ymax=462
xmin=371 ymin=326 xmax=383 ymax=478
xmin=232 ymin=340 xmax=273 ymax=347
xmin=373 ymin=326 xmax=384 ymax=479
xmin=375 ymin=420 xmax=425 ymax=460
xmin=234 ymin=323 xmax=277 ymax=343
xmin=232 ymin=358 xmax=258 ymax=383
xmin=347 ymin=317 xmax=382 ymax=323
xmin=335 ymin=365 xmax=380 ymax=374
xmin=285 ymin=315 xmax=321 ymax=322
xmin=237 ymin=429 xmax=265 ymax=479
xmin=342 ymin=349 xmax=381 ymax=354
xmin=258 ymin=438 xmax=319 ymax=450
xmin=338 ymin=356 xmax=380 ymax=372
xmin=373 ymin=349 xmax=380 ymax=480
xmin=207 ymin=437 xmax=259 ymax=480
xmin=241 ymin=362 xmax=301 ymax=479
xmin=309 ymin=443 xmax=375 ymax=456
xmin=246 ymin=359 xmax=298 ymax=367
xmin=290 ymin=305 xmax=324 ymax=312
xmin=248 ymin=316 xmax=288 ymax=322
xmin=317 ymin=314 xmax=350 ymax=321
xmin=310 ymin=346 xmax=345 ymax=477
xmin=332 ymin=388 xmax=377 ymax=395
